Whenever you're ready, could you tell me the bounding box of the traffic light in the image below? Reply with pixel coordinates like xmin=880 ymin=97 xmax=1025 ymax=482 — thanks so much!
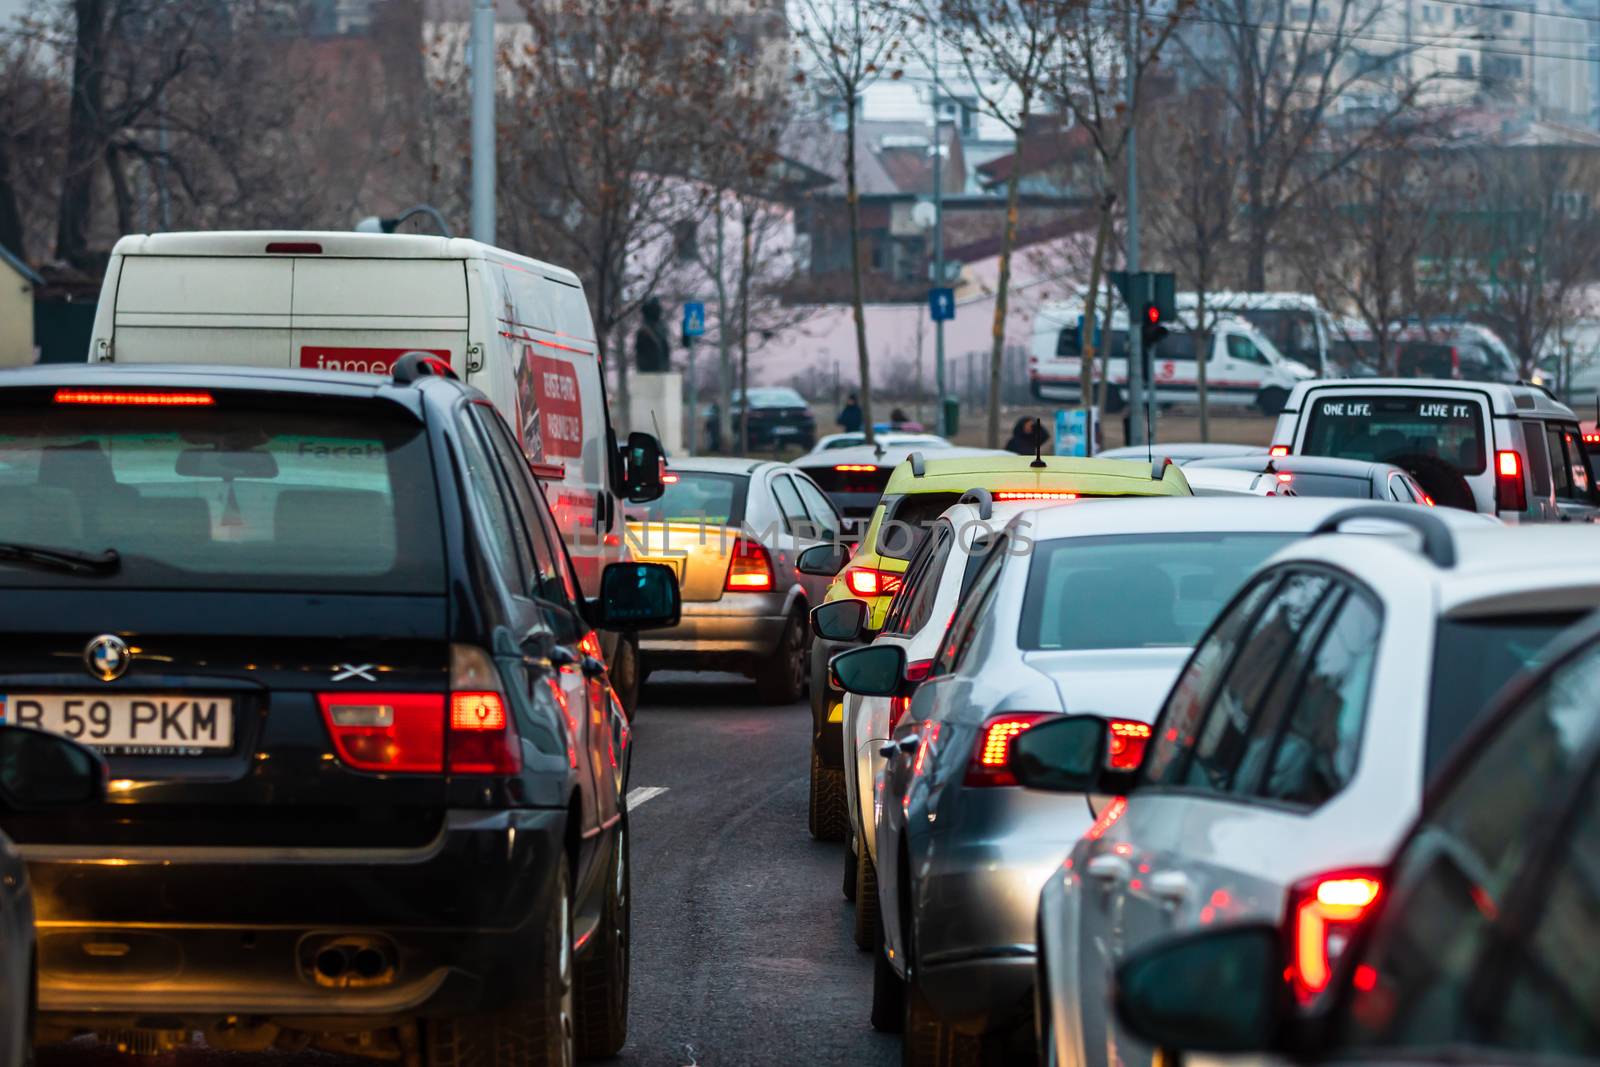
xmin=1141 ymin=303 xmax=1168 ymax=350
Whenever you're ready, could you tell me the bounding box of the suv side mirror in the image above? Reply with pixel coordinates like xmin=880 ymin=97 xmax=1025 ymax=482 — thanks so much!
xmin=829 ymin=644 xmax=906 ymax=697
xmin=592 ymin=562 xmax=680 ymax=630
xmin=1114 ymin=923 xmax=1289 ymax=1054
xmin=797 ymin=543 xmax=848 ymax=577
xmin=1008 ymin=715 xmax=1109 ymax=792
xmin=0 ymin=726 xmax=106 ymax=810
xmin=621 ymin=432 xmax=665 ymax=503
xmin=811 ymin=599 xmax=867 ymax=642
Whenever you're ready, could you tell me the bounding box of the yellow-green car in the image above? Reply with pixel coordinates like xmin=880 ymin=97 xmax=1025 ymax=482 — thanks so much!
xmin=804 ymin=452 xmax=1192 ymax=841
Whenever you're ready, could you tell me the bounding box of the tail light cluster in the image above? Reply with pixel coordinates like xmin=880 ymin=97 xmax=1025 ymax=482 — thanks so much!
xmin=887 ymin=659 xmax=934 ymax=731
xmin=1496 ymin=449 xmax=1527 ymax=512
xmin=724 ymin=536 xmax=774 ymax=592
xmin=1107 ymin=720 xmax=1153 ymax=770
xmin=966 ymin=713 xmax=1154 ymax=787
xmin=1288 ymin=870 xmax=1383 ymax=1002
xmin=317 ymin=645 xmax=522 ymax=776
xmin=845 ymin=567 xmax=902 ymax=597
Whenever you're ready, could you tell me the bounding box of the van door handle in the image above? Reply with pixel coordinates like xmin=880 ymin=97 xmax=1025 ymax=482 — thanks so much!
xmin=1149 ymin=870 xmax=1191 ymax=903
xmin=1086 ymin=854 xmax=1130 ymax=884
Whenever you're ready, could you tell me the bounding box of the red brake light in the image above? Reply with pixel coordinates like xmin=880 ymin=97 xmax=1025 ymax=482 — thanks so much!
xmin=1290 ymin=871 xmax=1382 ymax=1002
xmin=317 ymin=692 xmax=445 ymax=773
xmin=1276 ymin=472 xmax=1294 ymax=484
xmin=1496 ymin=449 xmax=1527 ymax=511
xmin=965 ymin=712 xmax=1058 ymax=787
xmin=1450 ymin=346 xmax=1462 ymax=379
xmin=54 ymin=389 xmax=214 ymax=406
xmin=265 ymin=241 xmax=322 ymax=254
xmin=447 ymin=645 xmax=521 ymax=774
xmin=725 ymin=537 xmax=774 ymax=591
xmin=888 ymin=659 xmax=934 ymax=731
xmin=1107 ymin=719 xmax=1152 ymax=770
xmin=1269 ymin=445 xmax=1290 ymax=457
xmin=1423 ymin=494 xmax=1436 ymax=507
xmin=834 ymin=463 xmax=878 ymax=472
xmin=661 ymin=472 xmax=679 ymax=484
xmin=845 ymin=567 xmax=901 ymax=597
xmin=1583 ymin=432 xmax=1600 ymax=446
xmin=451 ymin=692 xmax=507 ymax=731
xmin=993 ymin=490 xmax=1078 ymax=501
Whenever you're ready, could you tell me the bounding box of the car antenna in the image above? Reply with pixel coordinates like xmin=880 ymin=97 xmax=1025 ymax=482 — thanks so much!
xmin=1031 ymin=416 xmax=1047 ymax=469
xmin=874 ymin=437 xmax=886 ymax=460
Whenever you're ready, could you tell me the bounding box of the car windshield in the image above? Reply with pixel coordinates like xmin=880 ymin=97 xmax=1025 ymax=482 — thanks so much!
xmin=1424 ymin=613 xmax=1583 ymax=779
xmin=1019 ymin=533 xmax=1296 ymax=650
xmin=742 ymin=388 xmax=806 ymax=408
xmin=631 ymin=471 xmax=745 ymax=526
xmin=0 ymin=402 xmax=443 ymax=593
xmin=1280 ymin=472 xmax=1371 ymax=498
xmin=1301 ymin=394 xmax=1488 ymax=475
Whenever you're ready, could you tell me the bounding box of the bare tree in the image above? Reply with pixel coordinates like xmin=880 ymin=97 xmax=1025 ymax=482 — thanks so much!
xmin=792 ymin=0 xmax=904 ymax=446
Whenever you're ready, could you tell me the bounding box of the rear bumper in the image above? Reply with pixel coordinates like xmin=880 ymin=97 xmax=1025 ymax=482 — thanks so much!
xmin=638 ymin=593 xmax=788 ymax=660
xmin=27 ymin=808 xmax=566 ymax=1024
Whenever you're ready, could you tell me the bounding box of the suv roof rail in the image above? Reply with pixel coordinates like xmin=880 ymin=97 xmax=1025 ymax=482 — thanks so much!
xmin=909 ymin=451 xmax=927 ymax=477
xmin=1152 ymin=456 xmax=1172 ymax=481
xmin=393 ymin=351 xmax=458 ymax=384
xmin=1311 ymin=504 xmax=1457 ymax=568
xmin=959 ymin=486 xmax=994 ymax=520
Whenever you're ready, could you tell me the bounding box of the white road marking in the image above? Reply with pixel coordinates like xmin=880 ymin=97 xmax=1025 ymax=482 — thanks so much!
xmin=626 ymin=785 xmax=668 ymax=809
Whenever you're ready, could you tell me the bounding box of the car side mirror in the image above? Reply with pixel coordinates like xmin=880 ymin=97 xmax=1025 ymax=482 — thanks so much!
xmin=812 ymin=599 xmax=867 ymax=642
xmin=1008 ymin=715 xmax=1109 ymax=792
xmin=829 ymin=643 xmax=906 ymax=697
xmin=1114 ymin=923 xmax=1290 ymax=1055
xmin=592 ymin=562 xmax=680 ymax=630
xmin=621 ymin=432 xmax=665 ymax=503
xmin=0 ymin=726 xmax=106 ymax=811
xmin=797 ymin=542 xmax=848 ymax=577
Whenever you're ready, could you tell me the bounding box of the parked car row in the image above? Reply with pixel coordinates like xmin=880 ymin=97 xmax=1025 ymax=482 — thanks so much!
xmin=794 ymin=422 xmax=1600 ymax=1065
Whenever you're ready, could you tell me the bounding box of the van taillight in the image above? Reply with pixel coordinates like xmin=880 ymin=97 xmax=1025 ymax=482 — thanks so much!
xmin=317 ymin=693 xmax=445 ymax=773
xmin=1496 ymin=449 xmax=1527 ymax=512
xmin=1289 ymin=871 xmax=1382 ymax=1002
xmin=725 ymin=537 xmax=774 ymax=592
xmin=888 ymin=658 xmax=934 ymax=731
xmin=265 ymin=241 xmax=322 ymax=254
xmin=448 ymin=645 xmax=521 ymax=774
xmin=965 ymin=712 xmax=1058 ymax=787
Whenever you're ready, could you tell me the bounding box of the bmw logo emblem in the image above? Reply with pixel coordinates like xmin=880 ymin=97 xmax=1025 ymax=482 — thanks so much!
xmin=84 ymin=634 xmax=131 ymax=682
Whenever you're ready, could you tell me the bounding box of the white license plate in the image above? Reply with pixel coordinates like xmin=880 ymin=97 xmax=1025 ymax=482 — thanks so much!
xmin=0 ymin=694 xmax=235 ymax=754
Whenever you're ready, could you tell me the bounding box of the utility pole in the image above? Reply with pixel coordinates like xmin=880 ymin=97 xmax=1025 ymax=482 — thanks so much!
xmin=931 ymin=28 xmax=949 ymax=436
xmin=1124 ymin=0 xmax=1147 ymax=448
xmin=470 ymin=0 xmax=496 ymax=244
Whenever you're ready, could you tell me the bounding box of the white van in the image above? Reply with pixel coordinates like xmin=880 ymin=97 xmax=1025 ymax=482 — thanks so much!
xmin=87 ymin=230 xmax=662 ymax=706
xmin=1029 ymin=302 xmax=1315 ymax=414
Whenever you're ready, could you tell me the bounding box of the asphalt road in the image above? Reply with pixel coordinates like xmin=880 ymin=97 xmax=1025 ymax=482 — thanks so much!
xmin=36 ymin=671 xmax=896 ymax=1067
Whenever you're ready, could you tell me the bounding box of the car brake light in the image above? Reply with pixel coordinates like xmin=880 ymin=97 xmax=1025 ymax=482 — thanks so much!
xmin=1269 ymin=445 xmax=1290 ymax=457
xmin=845 ymin=567 xmax=902 ymax=597
xmin=725 ymin=537 xmax=774 ymax=591
xmin=834 ymin=464 xmax=878 ymax=472
xmin=54 ymin=389 xmax=214 ymax=406
xmin=1107 ymin=720 xmax=1152 ymax=770
xmin=1289 ymin=870 xmax=1382 ymax=1002
xmin=1449 ymin=346 xmax=1462 ymax=379
xmin=965 ymin=712 xmax=1058 ymax=787
xmin=265 ymin=241 xmax=322 ymax=254
xmin=448 ymin=644 xmax=521 ymax=773
xmin=1496 ymin=449 xmax=1527 ymax=511
xmin=1423 ymin=495 xmax=1436 ymax=507
xmin=317 ymin=692 xmax=445 ymax=773
xmin=994 ymin=490 xmax=1078 ymax=501
xmin=888 ymin=659 xmax=934 ymax=731
xmin=661 ymin=472 xmax=679 ymax=484
xmin=1584 ymin=432 xmax=1600 ymax=446
xmin=1276 ymin=472 xmax=1294 ymax=483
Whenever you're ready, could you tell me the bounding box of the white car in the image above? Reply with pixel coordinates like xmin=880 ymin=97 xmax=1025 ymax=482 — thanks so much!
xmin=811 ymin=431 xmax=953 ymax=453
xmin=1032 ymin=506 xmax=1600 ymax=1067
xmin=1181 ymin=467 xmax=1291 ymax=497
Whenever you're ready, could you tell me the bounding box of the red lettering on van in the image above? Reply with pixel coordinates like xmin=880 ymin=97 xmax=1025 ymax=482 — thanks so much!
xmin=530 ymin=356 xmax=584 ymax=459
xmin=298 ymin=347 xmax=451 ymax=375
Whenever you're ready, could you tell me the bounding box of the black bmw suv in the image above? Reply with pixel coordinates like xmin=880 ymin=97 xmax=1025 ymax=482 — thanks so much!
xmin=0 ymin=357 xmax=677 ymax=1065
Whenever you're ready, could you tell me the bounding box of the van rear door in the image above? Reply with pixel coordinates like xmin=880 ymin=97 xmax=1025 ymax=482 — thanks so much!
xmin=290 ymin=257 xmax=468 ymax=374
xmin=112 ymin=256 xmax=293 ymax=364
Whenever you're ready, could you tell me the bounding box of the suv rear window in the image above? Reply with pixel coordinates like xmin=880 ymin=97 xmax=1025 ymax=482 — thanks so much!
xmin=1302 ymin=394 xmax=1488 ymax=475
xmin=0 ymin=402 xmax=443 ymax=592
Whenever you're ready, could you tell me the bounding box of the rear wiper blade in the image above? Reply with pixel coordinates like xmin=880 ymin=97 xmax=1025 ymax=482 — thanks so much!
xmin=0 ymin=542 xmax=121 ymax=575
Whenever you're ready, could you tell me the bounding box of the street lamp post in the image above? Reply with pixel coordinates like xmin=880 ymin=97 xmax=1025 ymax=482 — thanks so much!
xmin=470 ymin=0 xmax=496 ymax=245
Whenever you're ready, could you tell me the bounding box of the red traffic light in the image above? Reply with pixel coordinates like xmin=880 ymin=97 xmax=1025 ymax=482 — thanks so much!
xmin=1145 ymin=305 xmax=1161 ymax=324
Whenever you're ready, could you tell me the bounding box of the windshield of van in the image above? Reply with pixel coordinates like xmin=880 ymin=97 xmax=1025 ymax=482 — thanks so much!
xmin=1301 ymin=394 xmax=1488 ymax=475
xmin=0 ymin=402 xmax=444 ymax=593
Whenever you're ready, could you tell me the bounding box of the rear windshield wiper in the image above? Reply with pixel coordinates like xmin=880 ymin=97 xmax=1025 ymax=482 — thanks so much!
xmin=0 ymin=542 xmax=121 ymax=576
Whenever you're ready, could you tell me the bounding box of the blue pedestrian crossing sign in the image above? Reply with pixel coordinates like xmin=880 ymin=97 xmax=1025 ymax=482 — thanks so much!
xmin=929 ymin=288 xmax=955 ymax=322
xmin=682 ymin=302 xmax=706 ymax=338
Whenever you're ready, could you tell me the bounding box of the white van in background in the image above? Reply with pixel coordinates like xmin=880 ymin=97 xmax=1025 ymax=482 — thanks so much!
xmin=1175 ymin=291 xmax=1336 ymax=375
xmin=1029 ymin=303 xmax=1315 ymax=414
xmin=88 ymin=230 xmax=662 ymax=708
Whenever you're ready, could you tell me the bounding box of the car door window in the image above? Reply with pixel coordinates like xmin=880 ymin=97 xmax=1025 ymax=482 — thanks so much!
xmin=898 ymin=526 xmax=954 ymax=635
xmin=1553 ymin=425 xmax=1594 ymax=499
xmin=1143 ymin=576 xmax=1279 ymax=786
xmin=769 ymin=473 xmax=811 ymax=536
xmin=454 ymin=409 xmax=528 ymax=582
xmin=794 ymin=475 xmax=843 ymax=542
xmin=1254 ymin=590 xmax=1380 ymax=806
xmin=1226 ymin=334 xmax=1269 ymax=366
xmin=475 ymin=407 xmax=576 ymax=610
xmin=934 ymin=536 xmax=1007 ymax=675
xmin=1183 ymin=572 xmax=1333 ymax=792
xmin=1341 ymin=639 xmax=1600 ymax=1055
xmin=1387 ymin=473 xmax=1418 ymax=502
xmin=1525 ymin=428 xmax=1554 ymax=499
xmin=882 ymin=526 xmax=942 ymax=635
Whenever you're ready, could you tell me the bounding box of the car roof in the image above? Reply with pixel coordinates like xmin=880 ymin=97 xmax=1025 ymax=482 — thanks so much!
xmin=1003 ymin=496 xmax=1401 ymax=541
xmin=1285 ymin=378 xmax=1575 ymax=419
xmin=0 ymin=362 xmax=434 ymax=414
xmin=665 ymin=456 xmax=770 ymax=475
xmin=792 ymin=444 xmax=999 ymax=469
xmin=1098 ymin=442 xmax=1266 ymax=462
xmin=1188 ymin=454 xmax=1383 ymax=477
xmin=881 ymin=453 xmax=1190 ymax=496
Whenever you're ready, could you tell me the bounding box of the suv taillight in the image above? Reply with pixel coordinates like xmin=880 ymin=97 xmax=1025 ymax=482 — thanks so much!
xmin=965 ymin=712 xmax=1059 ymax=787
xmin=725 ymin=537 xmax=774 ymax=592
xmin=317 ymin=692 xmax=445 ymax=772
xmin=1288 ymin=870 xmax=1382 ymax=1003
xmin=1107 ymin=720 xmax=1153 ymax=770
xmin=448 ymin=644 xmax=521 ymax=773
xmin=845 ymin=567 xmax=902 ymax=597
xmin=887 ymin=658 xmax=934 ymax=731
xmin=1496 ymin=449 xmax=1527 ymax=512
